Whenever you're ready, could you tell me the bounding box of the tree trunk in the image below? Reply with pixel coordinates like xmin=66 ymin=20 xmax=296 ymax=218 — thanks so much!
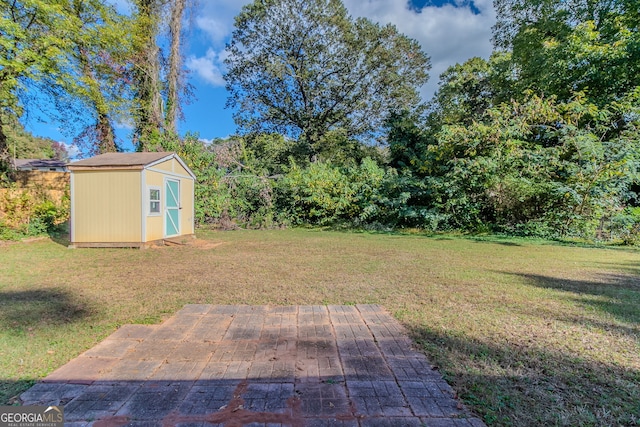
xmin=77 ymin=44 xmax=117 ymax=154
xmin=133 ymin=0 xmax=164 ymax=150
xmin=97 ymin=113 xmax=117 ymax=153
xmin=166 ymin=0 xmax=185 ymax=134
xmin=0 ymin=119 xmax=8 ymax=164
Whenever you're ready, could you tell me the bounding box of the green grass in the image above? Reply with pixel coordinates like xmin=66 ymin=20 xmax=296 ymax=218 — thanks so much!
xmin=1 ymin=228 xmax=639 ymax=425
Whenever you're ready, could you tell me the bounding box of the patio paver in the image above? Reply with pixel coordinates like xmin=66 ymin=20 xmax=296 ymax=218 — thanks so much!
xmin=21 ymin=305 xmax=485 ymax=426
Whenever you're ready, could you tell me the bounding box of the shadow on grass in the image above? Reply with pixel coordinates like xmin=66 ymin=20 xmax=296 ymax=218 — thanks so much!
xmin=1 ymin=380 xmax=35 ymax=406
xmin=409 ymin=326 xmax=640 ymax=426
xmin=47 ymin=221 xmax=70 ymax=247
xmin=0 ymin=289 xmax=89 ymax=405
xmin=469 ymin=238 xmax=522 ymax=247
xmin=503 ymin=272 xmax=640 ymax=327
xmin=308 ymin=224 xmax=640 ymax=250
xmin=595 ymin=260 xmax=640 ymax=276
xmin=48 ymin=231 xmax=70 ymax=247
xmin=0 ymin=288 xmax=92 ymax=331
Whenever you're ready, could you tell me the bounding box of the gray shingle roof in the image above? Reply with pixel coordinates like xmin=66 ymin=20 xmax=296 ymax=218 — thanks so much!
xmin=68 ymin=152 xmax=173 ymax=168
xmin=13 ymin=159 xmax=68 ymax=169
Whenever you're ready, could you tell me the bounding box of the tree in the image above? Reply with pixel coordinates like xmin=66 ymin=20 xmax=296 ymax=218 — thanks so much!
xmin=166 ymin=0 xmax=186 ymax=134
xmin=428 ymin=53 xmax=515 ymax=127
xmin=423 ymin=92 xmax=640 ymax=236
xmin=0 ymin=0 xmax=77 ymax=165
xmin=2 ymin=114 xmax=56 ymax=159
xmin=130 ymin=0 xmax=192 ymax=150
xmin=386 ymin=110 xmax=431 ymax=172
xmin=492 ymin=0 xmax=640 ymax=106
xmin=67 ymin=0 xmax=133 ymax=155
xmin=225 ymin=0 xmax=430 ymax=162
xmin=131 ymin=0 xmax=164 ymax=149
xmin=0 ymin=0 xmax=136 ymax=163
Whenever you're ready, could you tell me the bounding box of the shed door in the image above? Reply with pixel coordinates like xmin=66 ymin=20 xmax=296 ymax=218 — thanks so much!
xmin=165 ymin=179 xmax=180 ymax=237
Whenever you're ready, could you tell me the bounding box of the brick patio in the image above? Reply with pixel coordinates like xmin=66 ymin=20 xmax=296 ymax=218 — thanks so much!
xmin=20 ymin=305 xmax=485 ymax=427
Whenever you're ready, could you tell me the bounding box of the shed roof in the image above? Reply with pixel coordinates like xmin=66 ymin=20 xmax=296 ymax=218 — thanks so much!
xmin=67 ymin=152 xmax=196 ymax=180
xmin=13 ymin=159 xmax=68 ymax=169
xmin=68 ymin=152 xmax=172 ymax=167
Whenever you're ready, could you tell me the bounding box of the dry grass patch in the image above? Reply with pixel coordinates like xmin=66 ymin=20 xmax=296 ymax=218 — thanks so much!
xmin=0 ymin=229 xmax=639 ymax=425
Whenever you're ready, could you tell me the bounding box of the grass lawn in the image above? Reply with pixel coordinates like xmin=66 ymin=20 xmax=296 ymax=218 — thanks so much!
xmin=0 ymin=228 xmax=639 ymax=426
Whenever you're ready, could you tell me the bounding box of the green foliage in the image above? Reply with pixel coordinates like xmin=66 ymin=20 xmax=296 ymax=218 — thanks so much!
xmin=427 ymin=53 xmax=514 ymax=127
xmin=0 ymin=0 xmax=75 ymax=162
xmin=0 ymin=188 xmax=69 ymax=240
xmin=493 ymin=0 xmax=640 ymax=106
xmin=0 ymin=0 xmax=134 ymax=159
xmin=390 ymin=0 xmax=640 ymax=242
xmin=386 ymin=110 xmax=432 ymax=173
xmin=226 ymin=0 xmax=429 ymax=161
xmin=69 ymin=0 xmax=133 ymax=155
xmin=608 ymin=207 xmax=640 ymax=245
xmin=152 ymin=132 xmax=277 ymax=228
xmin=243 ymin=133 xmax=296 ymax=175
xmin=422 ymin=93 xmax=639 ymax=238
xmin=277 ymin=158 xmax=390 ymax=226
xmin=2 ymin=114 xmax=57 ymax=159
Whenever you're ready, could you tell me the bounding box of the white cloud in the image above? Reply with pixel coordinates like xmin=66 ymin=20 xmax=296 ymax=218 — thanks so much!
xmin=62 ymin=142 xmax=81 ymax=160
xmin=186 ymin=48 xmax=227 ymax=86
xmin=196 ymin=0 xmax=251 ymax=45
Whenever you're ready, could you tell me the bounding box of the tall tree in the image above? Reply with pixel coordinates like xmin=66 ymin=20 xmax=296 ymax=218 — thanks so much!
xmin=166 ymin=0 xmax=185 ymax=134
xmin=428 ymin=53 xmax=516 ymax=128
xmin=131 ymin=0 xmax=164 ymax=149
xmin=130 ymin=0 xmax=191 ymax=149
xmin=1 ymin=0 xmax=135 ymax=161
xmin=0 ymin=0 xmax=76 ymax=165
xmin=492 ymin=0 xmax=640 ymax=105
xmin=68 ymin=0 xmax=132 ymax=154
xmin=225 ymin=0 xmax=430 ymax=162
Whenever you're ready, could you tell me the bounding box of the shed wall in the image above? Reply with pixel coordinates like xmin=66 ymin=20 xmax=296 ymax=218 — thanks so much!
xmin=72 ymin=170 xmax=142 ymax=243
xmin=144 ymin=168 xmax=194 ymax=239
xmin=144 ymin=170 xmax=165 ymax=241
xmin=180 ymin=178 xmax=194 ymax=235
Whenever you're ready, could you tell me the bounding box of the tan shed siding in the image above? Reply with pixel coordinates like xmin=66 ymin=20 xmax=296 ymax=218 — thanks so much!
xmin=152 ymin=159 xmax=173 ymax=173
xmin=144 ymin=170 xmax=165 ymax=241
xmin=180 ymin=178 xmax=195 ymax=234
xmin=172 ymin=159 xmax=191 ymax=178
xmin=72 ymin=171 xmax=141 ymax=243
xmin=147 ymin=159 xmax=192 ymax=179
xmin=146 ymin=215 xmax=163 ymax=241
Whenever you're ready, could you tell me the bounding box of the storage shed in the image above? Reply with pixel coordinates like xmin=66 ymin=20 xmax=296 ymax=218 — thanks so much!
xmin=68 ymin=152 xmax=196 ymax=248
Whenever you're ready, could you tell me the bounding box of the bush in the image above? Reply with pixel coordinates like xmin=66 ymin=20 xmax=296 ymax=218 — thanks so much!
xmin=0 ymin=188 xmax=69 ymax=240
xmin=276 ymin=158 xmax=390 ymax=226
xmin=606 ymin=207 xmax=640 ymax=245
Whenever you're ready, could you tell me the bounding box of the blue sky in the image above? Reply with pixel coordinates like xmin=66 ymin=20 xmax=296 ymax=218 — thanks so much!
xmin=23 ymin=0 xmax=495 ymax=157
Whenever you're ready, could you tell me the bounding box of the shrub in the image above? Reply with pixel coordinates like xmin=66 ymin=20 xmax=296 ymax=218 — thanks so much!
xmin=0 ymin=188 xmax=69 ymax=240
xmin=276 ymin=158 xmax=391 ymax=226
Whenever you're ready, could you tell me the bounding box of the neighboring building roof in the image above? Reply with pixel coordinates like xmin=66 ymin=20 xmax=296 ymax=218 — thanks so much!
xmin=68 ymin=152 xmax=172 ymax=167
xmin=13 ymin=159 xmax=68 ymax=170
xmin=67 ymin=152 xmax=196 ymax=180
